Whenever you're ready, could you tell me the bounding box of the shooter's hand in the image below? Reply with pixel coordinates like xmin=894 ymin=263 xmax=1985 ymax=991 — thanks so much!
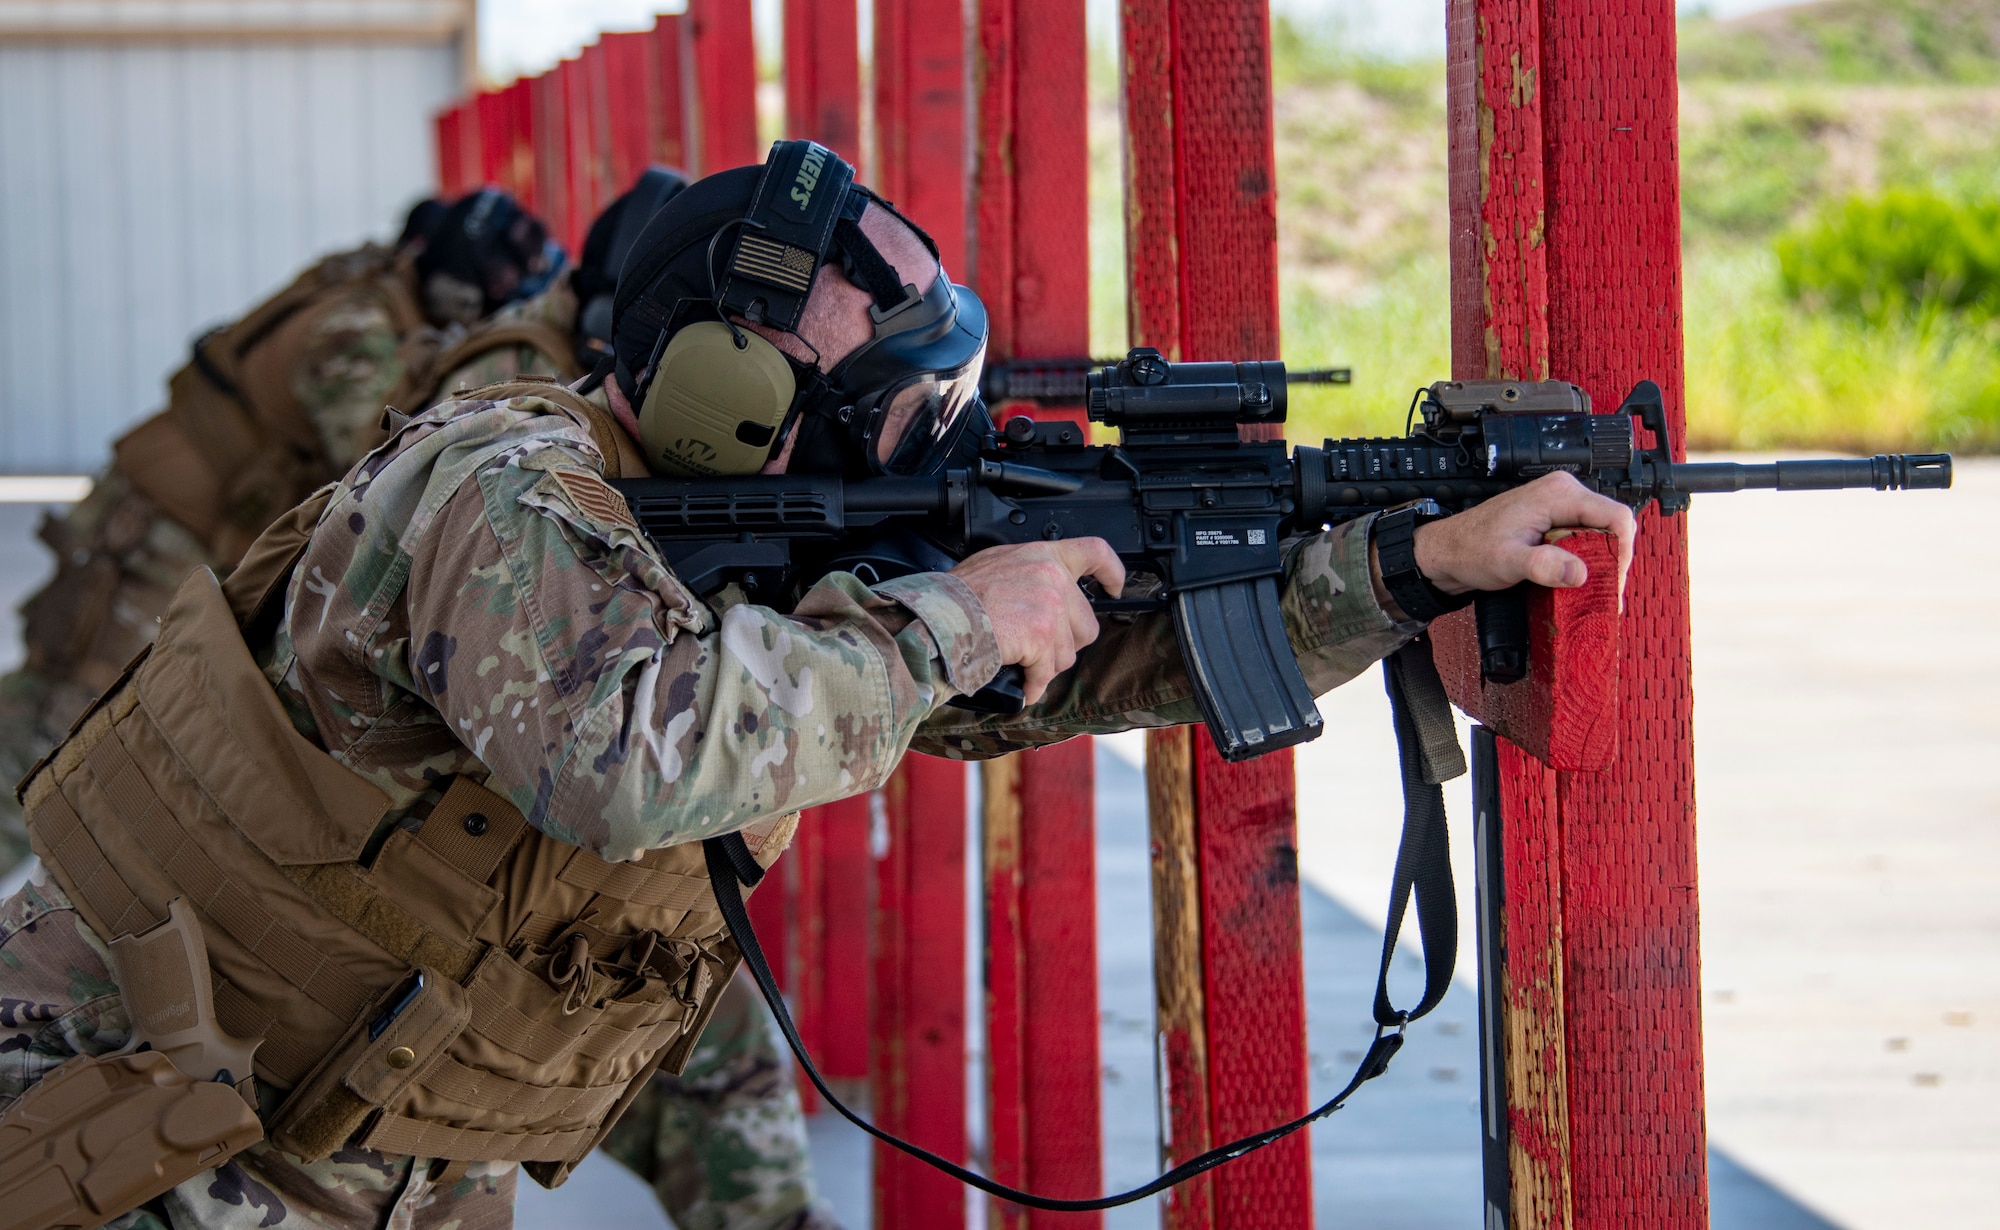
xmin=951 ymin=538 xmax=1127 ymax=704
xmin=1405 ymin=471 xmax=1637 ymax=601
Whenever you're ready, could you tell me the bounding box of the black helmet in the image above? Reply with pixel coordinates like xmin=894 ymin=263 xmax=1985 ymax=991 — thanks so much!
xmin=397 ymin=197 xmax=449 ymax=252
xmin=609 ymin=142 xmax=988 ymax=479
xmin=574 ymin=167 xmax=691 ymax=369
xmin=416 ymin=189 xmax=565 ymax=319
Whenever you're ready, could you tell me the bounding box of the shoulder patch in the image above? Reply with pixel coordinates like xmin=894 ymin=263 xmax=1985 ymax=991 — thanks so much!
xmin=548 ymin=468 xmax=639 ymax=533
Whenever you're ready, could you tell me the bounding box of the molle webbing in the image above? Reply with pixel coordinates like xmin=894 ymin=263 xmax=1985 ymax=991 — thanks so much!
xmin=413 ymin=319 xmax=586 ymax=410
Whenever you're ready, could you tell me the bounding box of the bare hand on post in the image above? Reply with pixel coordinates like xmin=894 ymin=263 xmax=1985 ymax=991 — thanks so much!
xmin=1409 ymin=471 xmax=1638 ymax=601
xmin=950 ymin=539 xmax=1126 ymax=704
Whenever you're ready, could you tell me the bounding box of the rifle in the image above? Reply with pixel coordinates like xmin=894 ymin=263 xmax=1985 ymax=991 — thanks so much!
xmin=644 ymin=348 xmax=1951 ymax=1210
xmin=616 ymin=347 xmax=1952 ymax=763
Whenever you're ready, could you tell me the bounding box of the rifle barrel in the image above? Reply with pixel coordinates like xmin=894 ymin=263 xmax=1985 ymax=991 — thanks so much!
xmin=1669 ymin=453 xmax=1952 ymax=493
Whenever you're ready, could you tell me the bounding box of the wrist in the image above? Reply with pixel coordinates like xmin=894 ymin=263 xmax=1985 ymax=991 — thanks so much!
xmin=1372 ymin=503 xmax=1474 ymax=624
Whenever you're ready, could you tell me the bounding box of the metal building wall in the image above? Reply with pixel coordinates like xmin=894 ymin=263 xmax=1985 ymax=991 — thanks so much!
xmin=0 ymin=40 xmax=458 ymax=473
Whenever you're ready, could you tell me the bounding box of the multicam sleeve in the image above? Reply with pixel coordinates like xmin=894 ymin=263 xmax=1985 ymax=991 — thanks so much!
xmin=402 ymin=451 xmax=1002 ymax=861
xmin=908 ymin=512 xmax=1421 ymax=760
xmin=292 ymin=285 xmax=408 ymax=469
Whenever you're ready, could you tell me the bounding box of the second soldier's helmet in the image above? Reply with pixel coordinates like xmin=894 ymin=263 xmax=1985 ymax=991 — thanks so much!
xmin=416 ymin=188 xmax=565 ymax=324
xmin=574 ymin=167 xmax=691 ymax=371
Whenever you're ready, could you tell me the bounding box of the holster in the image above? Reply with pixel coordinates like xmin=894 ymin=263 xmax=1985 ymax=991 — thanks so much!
xmin=0 ymin=900 xmax=265 ymax=1230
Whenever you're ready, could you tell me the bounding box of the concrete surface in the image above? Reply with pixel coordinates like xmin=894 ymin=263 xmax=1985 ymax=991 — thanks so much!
xmin=0 ymin=457 xmax=1989 ymax=1227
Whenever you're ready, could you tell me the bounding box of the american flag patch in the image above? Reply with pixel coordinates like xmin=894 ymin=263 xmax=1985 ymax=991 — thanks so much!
xmin=732 ymin=234 xmax=818 ymax=293
xmin=548 ymin=469 xmax=639 ymax=533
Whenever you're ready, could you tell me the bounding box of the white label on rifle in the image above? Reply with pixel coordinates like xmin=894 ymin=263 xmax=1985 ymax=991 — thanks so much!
xmin=1194 ymin=529 xmax=1241 ymax=547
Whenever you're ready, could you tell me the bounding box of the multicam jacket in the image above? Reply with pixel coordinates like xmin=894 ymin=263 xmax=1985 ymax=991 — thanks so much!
xmin=261 ymin=385 xmax=1416 ymax=860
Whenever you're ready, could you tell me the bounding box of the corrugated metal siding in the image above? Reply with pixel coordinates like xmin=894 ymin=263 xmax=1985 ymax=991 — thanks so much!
xmin=0 ymin=40 xmax=456 ymax=472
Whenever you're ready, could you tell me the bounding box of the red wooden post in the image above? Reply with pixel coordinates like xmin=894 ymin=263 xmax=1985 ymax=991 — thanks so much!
xmin=435 ymin=102 xmax=472 ymax=196
xmin=1442 ymin=0 xmax=1707 ymax=1225
xmin=774 ymin=0 xmax=864 ymax=1119
xmin=688 ymin=0 xmax=759 ymax=174
xmin=1124 ymin=2 xmax=1311 ymax=1227
xmin=531 ymin=68 xmax=571 ymax=251
xmin=476 ymin=90 xmax=509 ymax=189
xmin=971 ymin=3 xmax=1101 ymax=1225
xmin=783 ymin=0 xmax=862 ymax=169
xmin=866 ymin=10 xmax=972 ymax=1228
xmin=872 ymin=0 xmax=968 ymax=276
xmin=651 ymin=15 xmax=691 ymax=171
xmin=560 ymin=58 xmax=598 ymax=253
xmin=983 ymin=741 xmax=1101 ymax=1227
xmin=500 ymin=81 xmax=537 ymax=212
xmin=602 ymin=30 xmax=660 ymax=193
xmin=580 ymin=41 xmax=617 ymax=232
xmin=871 ymin=756 xmax=968 ymax=1230
xmin=818 ymin=794 xmax=873 ymax=1081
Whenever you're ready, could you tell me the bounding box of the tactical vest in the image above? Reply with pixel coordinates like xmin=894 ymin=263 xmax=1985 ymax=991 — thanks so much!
xmin=392 ymin=315 xmax=586 ymax=414
xmin=113 ymin=245 xmax=428 ymax=569
xmin=21 ymin=384 xmax=770 ymax=1184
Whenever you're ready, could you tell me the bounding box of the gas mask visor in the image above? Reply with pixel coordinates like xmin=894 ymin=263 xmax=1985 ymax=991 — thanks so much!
xmin=815 ymin=278 xmax=990 ymax=477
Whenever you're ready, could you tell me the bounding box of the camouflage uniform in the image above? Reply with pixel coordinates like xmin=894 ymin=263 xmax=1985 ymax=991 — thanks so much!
xmin=0 ymin=384 xmax=1410 ymax=1228
xmin=0 ymin=253 xmax=423 ymax=871
xmin=414 ymin=287 xmax=837 ymax=1230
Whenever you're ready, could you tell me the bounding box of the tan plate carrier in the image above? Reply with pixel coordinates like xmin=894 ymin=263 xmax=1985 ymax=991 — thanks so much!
xmin=7 ymin=385 xmax=764 ymax=1228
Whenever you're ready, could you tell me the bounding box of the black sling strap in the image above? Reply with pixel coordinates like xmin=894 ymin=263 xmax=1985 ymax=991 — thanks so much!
xmin=702 ymin=634 xmax=1462 ymax=1212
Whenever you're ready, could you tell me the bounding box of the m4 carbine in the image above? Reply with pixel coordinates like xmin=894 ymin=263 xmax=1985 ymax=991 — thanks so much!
xmin=616 ymin=347 xmax=1952 ymax=761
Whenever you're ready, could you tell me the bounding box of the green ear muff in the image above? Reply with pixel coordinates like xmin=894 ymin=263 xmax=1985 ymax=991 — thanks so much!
xmin=639 ymin=321 xmax=798 ymax=476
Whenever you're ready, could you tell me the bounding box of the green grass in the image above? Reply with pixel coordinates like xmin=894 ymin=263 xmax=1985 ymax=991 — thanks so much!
xmin=1078 ymin=10 xmax=2000 ymax=454
xmin=1685 ymin=245 xmax=2000 ymax=451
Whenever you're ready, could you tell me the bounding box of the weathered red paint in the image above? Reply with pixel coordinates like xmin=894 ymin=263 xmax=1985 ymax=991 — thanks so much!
xmin=688 ymin=0 xmax=759 ymax=174
xmin=1431 ymin=533 xmax=1623 ymax=771
xmin=872 ymin=0 xmax=968 ymax=276
xmin=1124 ymin=3 xmax=1310 ymax=1225
xmin=784 ymin=0 xmax=863 ymax=169
xmin=601 ymin=31 xmax=659 ymax=195
xmin=1445 ymin=0 xmax=1709 ymax=1224
xmin=650 ymin=15 xmax=689 ymax=171
xmin=984 ymin=741 xmax=1102 ymax=1229
xmin=871 ymin=756 xmax=968 ymax=1230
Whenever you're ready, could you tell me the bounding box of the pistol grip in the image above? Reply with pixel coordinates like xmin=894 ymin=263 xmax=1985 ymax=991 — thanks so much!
xmin=946 ymin=665 xmax=1027 ymax=714
xmin=1172 ymin=576 xmax=1323 ymax=761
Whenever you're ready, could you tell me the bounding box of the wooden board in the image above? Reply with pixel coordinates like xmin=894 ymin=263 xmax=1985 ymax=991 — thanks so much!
xmin=688 ymin=0 xmax=758 ymax=175
xmin=650 ymin=15 xmax=688 ymax=172
xmin=1446 ymin=1 xmax=1709 ymax=1225
xmin=1125 ymin=3 xmax=1311 ymax=1225
xmin=1429 ymin=534 xmax=1623 ymax=772
xmin=871 ymin=0 xmax=968 ymax=275
xmin=984 ymin=741 xmax=1102 ymax=1227
xmin=784 ymin=0 xmax=862 ymax=169
xmin=871 ymin=756 xmax=968 ymax=1230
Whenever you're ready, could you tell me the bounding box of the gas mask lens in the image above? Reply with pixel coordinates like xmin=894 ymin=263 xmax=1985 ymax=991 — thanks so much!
xmin=865 ymin=341 xmax=986 ymax=475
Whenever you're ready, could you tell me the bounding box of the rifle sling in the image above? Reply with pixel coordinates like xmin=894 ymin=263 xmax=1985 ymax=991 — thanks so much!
xmin=702 ymin=634 xmax=1462 ymax=1211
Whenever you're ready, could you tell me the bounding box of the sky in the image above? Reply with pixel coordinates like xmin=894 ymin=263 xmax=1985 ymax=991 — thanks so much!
xmin=478 ymin=0 xmax=1803 ymax=84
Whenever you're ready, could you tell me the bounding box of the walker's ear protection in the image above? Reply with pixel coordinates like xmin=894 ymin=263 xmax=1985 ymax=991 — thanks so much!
xmin=633 ymin=140 xmax=857 ymax=476
xmin=641 ymin=321 xmax=798 ymax=475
